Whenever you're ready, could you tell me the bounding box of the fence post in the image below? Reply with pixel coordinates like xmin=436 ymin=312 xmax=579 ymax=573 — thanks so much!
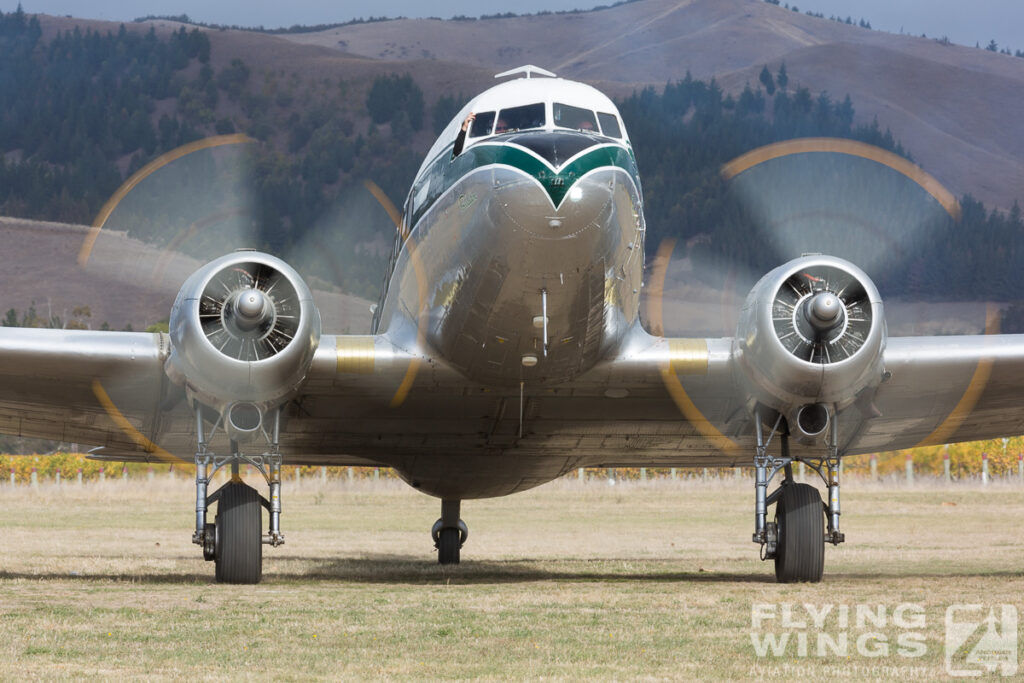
xmin=9 ymin=467 xmax=14 ymax=486
xmin=321 ymin=466 xmax=327 ymax=484
xmin=56 ymin=468 xmax=61 ymax=486
xmin=640 ymin=467 xmax=647 ymax=482
xmin=30 ymin=467 xmax=38 ymax=489
xmin=943 ymin=447 xmax=951 ymax=483
xmin=982 ymin=452 xmax=989 ymax=485
xmin=734 ymin=467 xmax=742 ymax=480
xmin=77 ymin=468 xmax=83 ymax=485
xmin=122 ymin=466 xmax=128 ymax=482
xmin=578 ymin=467 xmax=584 ymax=482
xmin=295 ymin=467 xmax=301 ymax=486
xmin=373 ymin=467 xmax=380 ymax=482
xmin=608 ymin=468 xmax=617 ymax=486
xmin=870 ymin=454 xmax=877 ymax=480
xmin=905 ymin=453 xmax=914 ymax=485
xmin=799 ymin=461 xmax=806 ymax=481
xmin=347 ymin=466 xmax=354 ymax=483
xmin=671 ymin=467 xmax=677 ymax=480
xmin=148 ymin=467 xmax=155 ymax=482
xmin=99 ymin=466 xmax=105 ymax=483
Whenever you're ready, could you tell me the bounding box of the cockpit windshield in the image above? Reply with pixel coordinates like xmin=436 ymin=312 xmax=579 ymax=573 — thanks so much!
xmin=469 ymin=111 xmax=495 ymax=138
xmin=553 ymin=103 xmax=598 ymax=133
xmin=495 ymin=102 xmax=545 ymax=133
xmin=597 ymin=112 xmax=622 ymax=139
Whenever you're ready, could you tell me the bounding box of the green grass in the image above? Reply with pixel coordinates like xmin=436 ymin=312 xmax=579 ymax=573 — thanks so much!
xmin=1 ymin=476 xmax=1022 ymax=679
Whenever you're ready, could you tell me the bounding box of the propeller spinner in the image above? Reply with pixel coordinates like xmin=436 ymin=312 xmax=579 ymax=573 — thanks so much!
xmin=199 ymin=262 xmax=300 ymax=362
xmin=772 ymin=265 xmax=872 ymax=364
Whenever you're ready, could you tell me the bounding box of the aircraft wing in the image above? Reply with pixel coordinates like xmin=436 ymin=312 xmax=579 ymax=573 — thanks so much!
xmin=0 ymin=327 xmax=171 ymax=454
xmin=845 ymin=334 xmax=1024 ymax=453
xmin=0 ymin=327 xmax=416 ymax=465
xmin=3 ymin=324 xmax=1024 ymax=468
xmin=583 ymin=330 xmax=1024 ymax=462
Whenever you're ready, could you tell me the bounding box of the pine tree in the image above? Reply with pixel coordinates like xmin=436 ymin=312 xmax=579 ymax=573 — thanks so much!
xmin=758 ymin=65 xmax=775 ymax=95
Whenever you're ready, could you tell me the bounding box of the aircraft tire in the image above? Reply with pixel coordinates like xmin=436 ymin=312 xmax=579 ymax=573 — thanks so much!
xmin=215 ymin=482 xmax=263 ymax=584
xmin=437 ymin=527 xmax=461 ymax=565
xmin=773 ymin=483 xmax=824 ymax=583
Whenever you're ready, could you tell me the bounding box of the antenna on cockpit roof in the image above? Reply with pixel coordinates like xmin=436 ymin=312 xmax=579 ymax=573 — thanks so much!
xmin=494 ymin=65 xmax=557 ymax=80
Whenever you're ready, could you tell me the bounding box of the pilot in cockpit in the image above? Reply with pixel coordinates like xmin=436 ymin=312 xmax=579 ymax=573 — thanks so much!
xmin=451 ymin=112 xmax=475 ymax=158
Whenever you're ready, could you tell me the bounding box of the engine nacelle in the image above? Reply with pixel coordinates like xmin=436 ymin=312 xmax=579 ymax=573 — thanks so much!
xmin=734 ymin=254 xmax=886 ymax=441
xmin=166 ymin=251 xmax=321 ymax=441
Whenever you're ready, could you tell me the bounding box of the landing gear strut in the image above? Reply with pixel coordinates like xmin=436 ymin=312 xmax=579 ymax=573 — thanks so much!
xmin=192 ymin=405 xmax=285 ymax=584
xmin=750 ymin=408 xmax=844 ymax=583
xmin=431 ymin=499 xmax=468 ymax=565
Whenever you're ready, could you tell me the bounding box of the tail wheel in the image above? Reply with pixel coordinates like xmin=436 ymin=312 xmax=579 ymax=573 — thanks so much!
xmin=215 ymin=482 xmax=263 ymax=584
xmin=437 ymin=527 xmax=461 ymax=565
xmin=774 ymin=483 xmax=825 ymax=583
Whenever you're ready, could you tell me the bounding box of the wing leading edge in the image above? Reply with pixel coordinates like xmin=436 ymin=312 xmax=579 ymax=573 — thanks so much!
xmin=3 ymin=325 xmax=1024 ymax=467
xmin=847 ymin=334 xmax=1024 ymax=453
xmin=0 ymin=327 xmax=170 ymax=454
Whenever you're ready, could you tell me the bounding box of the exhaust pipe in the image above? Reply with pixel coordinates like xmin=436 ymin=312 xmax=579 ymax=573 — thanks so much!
xmin=794 ymin=403 xmax=829 ymax=441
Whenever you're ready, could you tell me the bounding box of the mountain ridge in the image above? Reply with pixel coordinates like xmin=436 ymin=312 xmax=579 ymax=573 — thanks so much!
xmin=281 ymin=0 xmax=1024 ymax=210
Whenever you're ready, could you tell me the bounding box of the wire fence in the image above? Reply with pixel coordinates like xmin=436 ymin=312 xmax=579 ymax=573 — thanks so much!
xmin=2 ymin=440 xmax=1024 ymax=487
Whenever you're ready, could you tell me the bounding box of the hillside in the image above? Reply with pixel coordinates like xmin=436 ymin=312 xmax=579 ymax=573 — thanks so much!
xmin=2 ymin=1 xmax=1023 ymax=331
xmin=285 ymin=0 xmax=1024 ymax=211
xmin=0 ymin=217 xmax=373 ymax=333
xmin=28 ymin=0 xmax=1024 ymax=211
xmin=11 ymin=3 xmax=1023 ymax=214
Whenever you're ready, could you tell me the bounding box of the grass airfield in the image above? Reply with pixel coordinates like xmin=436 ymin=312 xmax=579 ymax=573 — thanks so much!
xmin=1 ymin=474 xmax=1023 ymax=680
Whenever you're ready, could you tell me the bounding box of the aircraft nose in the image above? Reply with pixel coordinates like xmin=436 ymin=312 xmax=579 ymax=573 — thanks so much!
xmin=492 ymin=166 xmax=618 ymax=240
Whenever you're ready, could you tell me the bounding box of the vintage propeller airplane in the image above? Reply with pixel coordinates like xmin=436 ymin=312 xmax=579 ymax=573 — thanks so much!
xmin=1 ymin=65 xmax=1020 ymax=584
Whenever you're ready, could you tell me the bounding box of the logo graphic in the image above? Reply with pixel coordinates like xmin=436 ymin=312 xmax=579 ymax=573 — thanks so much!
xmin=945 ymin=604 xmax=1018 ymax=677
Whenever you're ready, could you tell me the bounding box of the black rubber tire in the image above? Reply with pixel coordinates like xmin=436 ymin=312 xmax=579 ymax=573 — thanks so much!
xmin=214 ymin=482 xmax=263 ymax=584
xmin=774 ymin=483 xmax=824 ymax=583
xmin=437 ymin=527 xmax=460 ymax=565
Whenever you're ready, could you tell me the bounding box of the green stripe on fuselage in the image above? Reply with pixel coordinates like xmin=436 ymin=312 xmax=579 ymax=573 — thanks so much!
xmin=409 ymin=141 xmax=639 ymax=229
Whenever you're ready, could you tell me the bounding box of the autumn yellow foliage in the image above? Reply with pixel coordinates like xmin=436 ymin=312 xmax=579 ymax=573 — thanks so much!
xmin=0 ymin=454 xmax=398 ymax=484
xmin=3 ymin=438 xmax=1022 ymax=485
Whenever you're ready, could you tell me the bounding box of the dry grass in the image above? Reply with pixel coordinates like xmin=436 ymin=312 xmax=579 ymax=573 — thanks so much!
xmin=1 ymin=476 xmax=1022 ymax=680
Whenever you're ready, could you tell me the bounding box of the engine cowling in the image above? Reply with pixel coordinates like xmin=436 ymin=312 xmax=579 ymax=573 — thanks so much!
xmin=734 ymin=254 xmax=886 ymax=440
xmin=166 ymin=251 xmax=321 ymax=440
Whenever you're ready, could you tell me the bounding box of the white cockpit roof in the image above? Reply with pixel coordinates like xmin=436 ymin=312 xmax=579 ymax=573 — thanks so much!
xmin=418 ymin=70 xmax=629 ymax=177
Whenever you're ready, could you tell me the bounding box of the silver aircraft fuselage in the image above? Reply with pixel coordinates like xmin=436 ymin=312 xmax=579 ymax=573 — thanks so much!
xmin=375 ymin=129 xmax=645 ymax=386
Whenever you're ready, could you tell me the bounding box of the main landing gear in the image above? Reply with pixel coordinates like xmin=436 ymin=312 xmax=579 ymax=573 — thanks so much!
xmin=432 ymin=499 xmax=468 ymax=565
xmin=751 ymin=409 xmax=845 ymax=583
xmin=192 ymin=406 xmax=285 ymax=584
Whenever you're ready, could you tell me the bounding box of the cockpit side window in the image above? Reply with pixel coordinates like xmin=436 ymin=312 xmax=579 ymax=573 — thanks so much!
xmin=597 ymin=112 xmax=622 ymax=139
xmin=554 ymin=103 xmax=598 ymax=133
xmin=495 ymin=103 xmax=545 ymax=133
xmin=469 ymin=111 xmax=495 ymax=138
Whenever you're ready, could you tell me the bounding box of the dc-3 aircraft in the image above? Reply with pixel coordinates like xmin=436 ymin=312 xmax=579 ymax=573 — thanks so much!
xmin=1 ymin=65 xmax=1021 ymax=584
